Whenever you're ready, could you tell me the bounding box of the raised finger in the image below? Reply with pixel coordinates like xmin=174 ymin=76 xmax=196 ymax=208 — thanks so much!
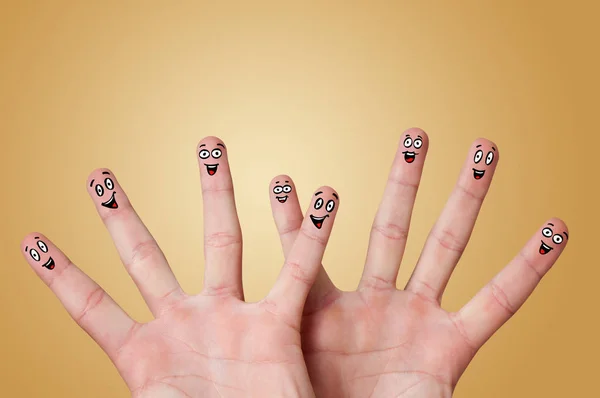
xmin=21 ymin=232 xmax=137 ymax=360
xmin=406 ymin=138 xmax=499 ymax=302
xmin=456 ymin=218 xmax=569 ymax=348
xmin=87 ymin=169 xmax=184 ymax=316
xmin=359 ymin=128 xmax=429 ymax=291
xmin=267 ymin=187 xmax=340 ymax=322
xmin=196 ymin=137 xmax=243 ymax=299
xmin=269 ymin=175 xmax=338 ymax=313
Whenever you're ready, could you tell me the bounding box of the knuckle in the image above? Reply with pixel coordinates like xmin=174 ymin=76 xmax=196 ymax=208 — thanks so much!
xmin=75 ymin=286 xmax=106 ymax=323
xmin=204 ymin=232 xmax=242 ymax=249
xmin=433 ymin=228 xmax=467 ymax=254
xmin=489 ymin=281 xmax=517 ymax=316
xmin=372 ymin=222 xmax=409 ymax=242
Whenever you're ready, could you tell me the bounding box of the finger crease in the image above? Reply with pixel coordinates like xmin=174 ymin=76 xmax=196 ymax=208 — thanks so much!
xmin=126 ymin=240 xmax=162 ymax=268
xmin=371 ymin=223 xmax=409 ymax=242
xmin=489 ymin=281 xmax=516 ymax=316
xmin=519 ymin=250 xmax=544 ymax=281
xmin=299 ymin=227 xmax=327 ymax=247
xmin=278 ymin=223 xmax=301 ymax=237
xmin=456 ymin=184 xmax=486 ymax=202
xmin=360 ymin=274 xmax=396 ymax=291
xmin=387 ymin=177 xmax=419 ymax=190
xmin=432 ymin=229 xmax=467 ymax=254
xmin=47 ymin=260 xmax=74 ymax=289
xmin=284 ymin=260 xmax=313 ymax=287
xmin=201 ymin=186 xmax=234 ymax=194
xmin=75 ymin=286 xmax=106 ymax=323
xmin=204 ymin=232 xmax=242 ymax=249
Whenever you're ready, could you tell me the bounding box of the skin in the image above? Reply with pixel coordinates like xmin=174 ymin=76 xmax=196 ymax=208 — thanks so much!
xmin=21 ymin=137 xmax=341 ymax=398
xmin=269 ymin=128 xmax=569 ymax=397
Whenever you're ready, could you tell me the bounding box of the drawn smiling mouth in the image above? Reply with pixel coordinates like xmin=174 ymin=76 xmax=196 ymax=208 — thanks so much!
xmin=276 ymin=195 xmax=288 ymax=203
xmin=472 ymin=169 xmax=485 ymax=180
xmin=403 ymin=151 xmax=417 ymax=163
xmin=205 ymin=164 xmax=219 ymax=176
xmin=539 ymin=241 xmax=553 ymax=255
xmin=42 ymin=257 xmax=55 ymax=270
xmin=101 ymin=192 xmax=118 ymax=209
xmin=310 ymin=214 xmax=329 ymax=229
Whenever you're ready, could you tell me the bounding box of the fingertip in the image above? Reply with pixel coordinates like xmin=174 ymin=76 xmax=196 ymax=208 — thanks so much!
xmin=472 ymin=137 xmax=499 ymax=158
xmin=403 ymin=127 xmax=427 ymax=137
xmin=87 ymin=168 xmax=115 ymax=191
xmin=21 ymin=231 xmax=45 ymax=251
xmin=545 ymin=217 xmax=570 ymax=240
xmin=314 ymin=186 xmax=339 ymax=201
xmin=270 ymin=174 xmax=293 ymax=187
xmin=197 ymin=136 xmax=225 ymax=149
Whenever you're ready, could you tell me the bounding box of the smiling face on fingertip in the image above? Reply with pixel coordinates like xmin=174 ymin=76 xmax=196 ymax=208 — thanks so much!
xmin=198 ymin=138 xmax=226 ymax=176
xmin=539 ymin=222 xmax=568 ymax=255
xmin=23 ymin=235 xmax=55 ymax=270
xmin=89 ymin=170 xmax=118 ymax=209
xmin=401 ymin=132 xmax=425 ymax=164
xmin=309 ymin=189 xmax=339 ymax=229
xmin=271 ymin=178 xmax=293 ymax=203
xmin=471 ymin=141 xmax=497 ymax=180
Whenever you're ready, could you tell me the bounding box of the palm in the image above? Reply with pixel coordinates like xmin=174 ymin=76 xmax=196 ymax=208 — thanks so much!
xmin=270 ymin=130 xmax=568 ymax=397
xmin=115 ymin=295 xmax=309 ymax=397
xmin=302 ymin=291 xmax=470 ymax=397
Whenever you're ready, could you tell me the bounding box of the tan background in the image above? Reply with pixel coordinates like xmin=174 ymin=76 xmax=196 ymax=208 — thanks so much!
xmin=1 ymin=1 xmax=598 ymax=397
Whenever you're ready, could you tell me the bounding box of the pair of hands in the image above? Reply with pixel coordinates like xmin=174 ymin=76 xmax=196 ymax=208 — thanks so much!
xmin=21 ymin=129 xmax=568 ymax=397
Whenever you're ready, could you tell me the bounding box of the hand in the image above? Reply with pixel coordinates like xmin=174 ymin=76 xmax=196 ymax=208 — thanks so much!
xmin=269 ymin=128 xmax=569 ymax=397
xmin=21 ymin=136 xmax=341 ymax=398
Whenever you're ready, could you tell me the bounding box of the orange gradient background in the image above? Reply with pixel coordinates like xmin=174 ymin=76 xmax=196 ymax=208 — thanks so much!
xmin=1 ymin=1 xmax=598 ymax=397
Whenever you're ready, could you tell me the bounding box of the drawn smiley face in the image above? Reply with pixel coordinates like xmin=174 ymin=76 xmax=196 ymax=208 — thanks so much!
xmin=198 ymin=143 xmax=224 ymax=176
xmin=25 ymin=237 xmax=55 ymax=270
xmin=472 ymin=143 xmax=496 ymax=180
xmin=273 ymin=180 xmax=293 ymax=203
xmin=90 ymin=171 xmax=118 ymax=209
xmin=310 ymin=190 xmax=338 ymax=229
xmin=539 ymin=223 xmax=568 ymax=255
xmin=402 ymin=133 xmax=424 ymax=163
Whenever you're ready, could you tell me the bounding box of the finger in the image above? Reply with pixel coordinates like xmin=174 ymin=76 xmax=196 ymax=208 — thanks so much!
xmin=21 ymin=233 xmax=137 ymax=360
xmin=87 ymin=169 xmax=184 ymax=316
xmin=456 ymin=218 xmax=569 ymax=348
xmin=197 ymin=137 xmax=243 ymax=299
xmin=269 ymin=175 xmax=338 ymax=312
xmin=359 ymin=128 xmax=429 ymax=291
xmin=267 ymin=186 xmax=340 ymax=321
xmin=406 ymin=138 xmax=499 ymax=302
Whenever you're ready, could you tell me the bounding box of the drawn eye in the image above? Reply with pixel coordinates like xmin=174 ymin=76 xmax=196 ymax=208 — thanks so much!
xmin=326 ymin=200 xmax=335 ymax=212
xmin=30 ymin=249 xmax=40 ymax=262
xmin=474 ymin=150 xmax=483 ymax=163
xmin=552 ymin=234 xmax=563 ymax=244
xmin=95 ymin=184 xmax=104 ymax=197
xmin=314 ymin=198 xmax=324 ymax=210
xmin=104 ymin=178 xmax=114 ymax=190
xmin=403 ymin=137 xmax=412 ymax=148
xmin=542 ymin=227 xmax=553 ymax=237
xmin=37 ymin=241 xmax=48 ymax=253
xmin=273 ymin=186 xmax=283 ymax=194
xmin=211 ymin=149 xmax=222 ymax=159
xmin=413 ymin=139 xmax=423 ymax=149
xmin=199 ymin=149 xmax=210 ymax=159
xmin=485 ymin=151 xmax=494 ymax=165
xmin=283 ymin=185 xmax=292 ymax=193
